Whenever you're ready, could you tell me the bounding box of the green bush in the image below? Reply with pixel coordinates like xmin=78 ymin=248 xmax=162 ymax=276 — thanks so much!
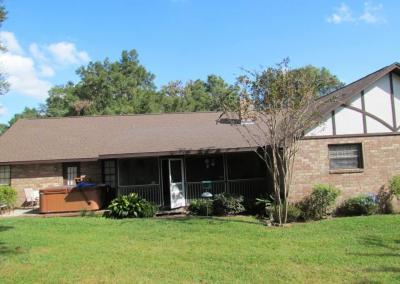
xmin=254 ymin=197 xmax=274 ymax=218
xmin=299 ymin=184 xmax=340 ymax=221
xmin=336 ymin=195 xmax=378 ymax=216
xmin=389 ymin=175 xmax=400 ymax=198
xmin=286 ymin=203 xmax=303 ymax=223
xmin=212 ymin=193 xmax=245 ymax=216
xmin=376 ymin=188 xmax=394 ymax=214
xmin=188 ymin=199 xmax=213 ymax=216
xmin=107 ymin=193 xmax=157 ymax=218
xmin=0 ymin=185 xmax=17 ymax=209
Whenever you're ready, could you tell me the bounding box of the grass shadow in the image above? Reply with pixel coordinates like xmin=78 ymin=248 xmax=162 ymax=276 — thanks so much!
xmin=156 ymin=215 xmax=267 ymax=226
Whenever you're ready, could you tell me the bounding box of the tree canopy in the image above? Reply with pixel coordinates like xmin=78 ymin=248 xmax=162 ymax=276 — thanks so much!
xmin=5 ymin=49 xmax=344 ymax=129
xmin=0 ymin=3 xmax=8 ymax=95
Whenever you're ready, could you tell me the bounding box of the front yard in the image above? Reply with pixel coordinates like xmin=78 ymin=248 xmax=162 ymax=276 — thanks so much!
xmin=0 ymin=215 xmax=399 ymax=283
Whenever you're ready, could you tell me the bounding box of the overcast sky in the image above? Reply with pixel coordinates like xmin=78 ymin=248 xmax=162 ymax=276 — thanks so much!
xmin=0 ymin=0 xmax=399 ymax=123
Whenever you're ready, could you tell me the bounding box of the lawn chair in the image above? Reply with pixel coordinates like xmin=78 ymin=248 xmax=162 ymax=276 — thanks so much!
xmin=24 ymin=188 xmax=39 ymax=207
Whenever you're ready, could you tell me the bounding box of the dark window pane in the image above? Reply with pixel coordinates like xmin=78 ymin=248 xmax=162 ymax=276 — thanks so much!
xmin=185 ymin=155 xmax=224 ymax=182
xmin=118 ymin=158 xmax=159 ymax=186
xmin=0 ymin=165 xmax=10 ymax=185
xmin=227 ymin=152 xmax=267 ymax=180
xmin=329 ymin=144 xmax=362 ymax=170
xmin=170 ymin=160 xmax=182 ymax=183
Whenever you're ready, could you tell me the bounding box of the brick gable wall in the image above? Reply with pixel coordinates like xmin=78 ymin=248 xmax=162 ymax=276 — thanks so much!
xmin=292 ymin=135 xmax=400 ymax=204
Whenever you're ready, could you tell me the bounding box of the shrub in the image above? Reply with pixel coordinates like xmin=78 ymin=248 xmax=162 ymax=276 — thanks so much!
xmin=336 ymin=195 xmax=378 ymax=216
xmin=0 ymin=185 xmax=17 ymax=209
xmin=376 ymin=188 xmax=394 ymax=214
xmin=286 ymin=203 xmax=303 ymax=223
xmin=254 ymin=197 xmax=274 ymax=218
xmin=188 ymin=199 xmax=213 ymax=216
xmin=107 ymin=193 xmax=157 ymax=218
xmin=389 ymin=175 xmax=400 ymax=198
xmin=212 ymin=193 xmax=245 ymax=216
xmin=299 ymin=184 xmax=340 ymax=221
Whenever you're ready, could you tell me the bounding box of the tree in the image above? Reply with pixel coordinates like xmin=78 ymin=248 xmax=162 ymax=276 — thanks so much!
xmin=0 ymin=3 xmax=8 ymax=95
xmin=291 ymin=65 xmax=344 ymax=96
xmin=46 ymin=50 xmax=160 ymax=116
xmin=0 ymin=123 xmax=6 ymax=135
xmin=8 ymin=107 xmax=42 ymax=126
xmin=220 ymin=59 xmax=335 ymax=225
xmin=159 ymin=75 xmax=239 ymax=113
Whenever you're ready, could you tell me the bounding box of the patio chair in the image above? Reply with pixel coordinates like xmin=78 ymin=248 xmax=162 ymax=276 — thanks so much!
xmin=24 ymin=188 xmax=39 ymax=207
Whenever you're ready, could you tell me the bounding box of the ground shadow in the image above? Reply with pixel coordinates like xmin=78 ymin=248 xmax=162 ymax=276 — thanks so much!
xmin=349 ymin=235 xmax=400 ymax=278
xmin=0 ymin=225 xmax=13 ymax=232
xmin=156 ymin=215 xmax=267 ymax=226
xmin=0 ymin=226 xmax=25 ymax=256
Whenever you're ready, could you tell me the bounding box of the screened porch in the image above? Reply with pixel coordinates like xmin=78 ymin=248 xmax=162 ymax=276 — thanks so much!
xmin=102 ymin=152 xmax=272 ymax=208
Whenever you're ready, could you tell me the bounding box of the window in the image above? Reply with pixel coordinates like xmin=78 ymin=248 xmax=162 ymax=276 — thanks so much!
xmin=185 ymin=155 xmax=224 ymax=182
xmin=0 ymin=165 xmax=10 ymax=185
xmin=227 ymin=152 xmax=267 ymax=180
xmin=118 ymin=158 xmax=159 ymax=186
xmin=329 ymin=144 xmax=363 ymax=170
xmin=103 ymin=160 xmax=116 ymax=188
xmin=63 ymin=163 xmax=81 ymax=186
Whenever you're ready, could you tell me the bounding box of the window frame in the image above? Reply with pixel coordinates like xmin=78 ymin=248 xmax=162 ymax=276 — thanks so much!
xmin=62 ymin=162 xmax=81 ymax=186
xmin=0 ymin=165 xmax=11 ymax=185
xmin=328 ymin=143 xmax=364 ymax=173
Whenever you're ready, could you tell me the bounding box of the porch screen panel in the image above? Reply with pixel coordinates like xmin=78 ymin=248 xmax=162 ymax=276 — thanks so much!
xmin=103 ymin=160 xmax=116 ymax=188
xmin=118 ymin=158 xmax=159 ymax=186
xmin=185 ymin=155 xmax=224 ymax=182
xmin=0 ymin=165 xmax=10 ymax=185
xmin=227 ymin=152 xmax=266 ymax=180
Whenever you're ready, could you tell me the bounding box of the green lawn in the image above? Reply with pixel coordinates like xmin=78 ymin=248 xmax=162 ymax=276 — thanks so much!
xmin=0 ymin=215 xmax=399 ymax=283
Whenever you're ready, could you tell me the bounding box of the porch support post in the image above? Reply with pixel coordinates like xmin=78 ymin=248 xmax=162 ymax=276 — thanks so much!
xmin=223 ymin=153 xmax=229 ymax=193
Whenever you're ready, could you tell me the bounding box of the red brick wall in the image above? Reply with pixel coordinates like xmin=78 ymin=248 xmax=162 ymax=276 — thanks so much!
xmin=11 ymin=161 xmax=102 ymax=206
xmin=292 ymin=135 xmax=400 ymax=203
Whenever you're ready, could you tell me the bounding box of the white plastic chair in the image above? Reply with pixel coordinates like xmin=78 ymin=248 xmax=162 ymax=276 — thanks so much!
xmin=24 ymin=188 xmax=39 ymax=207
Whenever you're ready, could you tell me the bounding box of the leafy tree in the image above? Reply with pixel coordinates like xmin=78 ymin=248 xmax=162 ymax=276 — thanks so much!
xmin=220 ymin=59 xmax=335 ymax=225
xmin=46 ymin=50 xmax=159 ymax=116
xmin=0 ymin=123 xmax=6 ymax=135
xmin=291 ymin=65 xmax=344 ymax=96
xmin=160 ymin=75 xmax=239 ymax=113
xmin=0 ymin=3 xmax=8 ymax=95
xmin=8 ymin=107 xmax=42 ymax=126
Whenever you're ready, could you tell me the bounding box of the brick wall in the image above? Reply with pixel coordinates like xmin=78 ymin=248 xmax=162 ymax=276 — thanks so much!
xmin=11 ymin=161 xmax=102 ymax=206
xmin=291 ymin=135 xmax=400 ymax=204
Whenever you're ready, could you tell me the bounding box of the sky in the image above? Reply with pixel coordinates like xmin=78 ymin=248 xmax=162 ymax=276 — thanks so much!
xmin=0 ymin=0 xmax=399 ymax=124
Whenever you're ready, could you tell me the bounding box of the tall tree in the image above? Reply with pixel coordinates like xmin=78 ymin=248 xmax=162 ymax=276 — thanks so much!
xmin=0 ymin=3 xmax=9 ymax=95
xmin=160 ymin=75 xmax=239 ymax=113
xmin=46 ymin=50 xmax=159 ymax=116
xmin=220 ymin=59 xmax=335 ymax=225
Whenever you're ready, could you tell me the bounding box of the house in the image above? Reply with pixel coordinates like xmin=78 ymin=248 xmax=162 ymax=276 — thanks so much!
xmin=0 ymin=63 xmax=400 ymax=208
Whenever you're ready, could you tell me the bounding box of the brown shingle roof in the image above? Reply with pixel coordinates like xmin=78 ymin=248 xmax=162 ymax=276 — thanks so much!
xmin=0 ymin=112 xmax=254 ymax=164
xmin=1 ymin=63 xmax=399 ymax=164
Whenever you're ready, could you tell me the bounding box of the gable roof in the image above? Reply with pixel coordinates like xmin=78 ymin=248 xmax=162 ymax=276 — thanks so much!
xmin=1 ymin=63 xmax=399 ymax=165
xmin=316 ymin=62 xmax=400 ymax=115
xmin=0 ymin=112 xmax=255 ymax=164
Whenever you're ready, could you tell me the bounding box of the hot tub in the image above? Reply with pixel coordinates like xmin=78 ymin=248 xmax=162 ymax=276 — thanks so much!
xmin=39 ymin=185 xmax=106 ymax=214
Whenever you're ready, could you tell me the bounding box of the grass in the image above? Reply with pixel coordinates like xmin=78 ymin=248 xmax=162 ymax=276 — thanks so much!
xmin=0 ymin=215 xmax=399 ymax=283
